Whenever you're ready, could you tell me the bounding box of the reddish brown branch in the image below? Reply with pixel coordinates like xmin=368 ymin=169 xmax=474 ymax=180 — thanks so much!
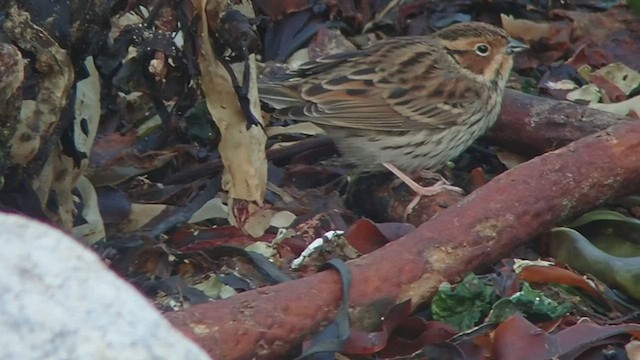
xmin=166 ymin=100 xmax=640 ymax=360
xmin=491 ymin=89 xmax=639 ymax=156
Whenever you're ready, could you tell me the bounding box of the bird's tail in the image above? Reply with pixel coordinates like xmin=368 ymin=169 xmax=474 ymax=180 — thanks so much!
xmin=257 ymin=80 xmax=306 ymax=109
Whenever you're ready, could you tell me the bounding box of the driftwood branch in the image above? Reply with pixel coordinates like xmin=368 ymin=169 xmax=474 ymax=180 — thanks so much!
xmin=491 ymin=89 xmax=638 ymax=156
xmin=166 ymin=96 xmax=640 ymax=360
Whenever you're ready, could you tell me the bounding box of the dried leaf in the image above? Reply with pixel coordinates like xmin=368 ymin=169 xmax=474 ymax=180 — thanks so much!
xmin=193 ymin=275 xmax=237 ymax=299
xmin=121 ymin=203 xmax=169 ymax=231
xmin=591 ymin=63 xmax=640 ymax=95
xmin=72 ymin=176 xmax=106 ymax=245
xmin=196 ymin=0 xmax=268 ymax=236
xmin=5 ymin=5 xmax=74 ymax=166
xmin=228 ymin=198 xmax=272 ymax=238
xmin=269 ymin=210 xmax=296 ymax=228
xmin=567 ymin=84 xmax=602 ymax=103
xmin=493 ymin=314 xmax=640 ymax=359
xmin=344 ymin=218 xmax=390 ymax=254
xmin=495 ymin=149 xmax=529 ymax=170
xmin=89 ymin=151 xmax=177 ymax=186
xmin=266 ymin=123 xmax=325 ymax=137
xmin=501 ymin=14 xmax=550 ymax=43
xmin=188 ymin=197 xmax=228 ymax=223
xmin=590 ymin=95 xmax=640 ymax=116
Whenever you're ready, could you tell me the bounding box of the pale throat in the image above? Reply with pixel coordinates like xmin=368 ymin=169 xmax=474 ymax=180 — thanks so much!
xmin=483 ymin=54 xmax=512 ymax=85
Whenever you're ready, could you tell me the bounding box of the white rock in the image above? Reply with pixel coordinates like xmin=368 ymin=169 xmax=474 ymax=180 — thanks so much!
xmin=0 ymin=213 xmax=211 ymax=360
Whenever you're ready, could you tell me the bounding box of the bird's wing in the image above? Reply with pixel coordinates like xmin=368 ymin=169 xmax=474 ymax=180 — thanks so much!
xmin=261 ymin=38 xmax=486 ymax=131
xmin=259 ymin=50 xmax=369 ymax=109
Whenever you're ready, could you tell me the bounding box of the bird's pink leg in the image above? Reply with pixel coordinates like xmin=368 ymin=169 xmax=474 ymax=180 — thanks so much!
xmin=382 ymin=162 xmax=464 ymax=196
xmin=382 ymin=162 xmax=465 ymax=220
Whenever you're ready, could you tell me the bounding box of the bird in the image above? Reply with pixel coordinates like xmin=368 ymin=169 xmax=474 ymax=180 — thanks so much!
xmin=259 ymin=22 xmax=528 ymax=197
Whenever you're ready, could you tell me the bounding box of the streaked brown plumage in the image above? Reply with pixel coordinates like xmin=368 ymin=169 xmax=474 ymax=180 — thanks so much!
xmin=260 ymin=22 xmax=527 ymax=178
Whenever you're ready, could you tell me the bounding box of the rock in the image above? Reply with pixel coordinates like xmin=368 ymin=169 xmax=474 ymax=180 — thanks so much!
xmin=0 ymin=213 xmax=212 ymax=360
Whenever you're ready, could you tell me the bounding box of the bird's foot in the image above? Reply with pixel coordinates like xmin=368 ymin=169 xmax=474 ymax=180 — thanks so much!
xmin=382 ymin=162 xmax=465 ymax=220
xmin=382 ymin=163 xmax=464 ymax=196
xmin=417 ymin=169 xmax=451 ymax=185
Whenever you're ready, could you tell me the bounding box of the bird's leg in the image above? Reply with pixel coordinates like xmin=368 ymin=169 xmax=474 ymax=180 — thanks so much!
xmin=382 ymin=163 xmax=464 ymax=196
xmin=417 ymin=169 xmax=451 ymax=184
xmin=382 ymin=162 xmax=465 ymax=220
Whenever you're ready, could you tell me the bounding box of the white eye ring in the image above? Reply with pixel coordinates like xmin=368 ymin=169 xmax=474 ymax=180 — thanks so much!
xmin=475 ymin=43 xmax=490 ymax=56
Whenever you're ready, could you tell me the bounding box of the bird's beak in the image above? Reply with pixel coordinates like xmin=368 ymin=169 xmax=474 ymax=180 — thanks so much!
xmin=506 ymin=38 xmax=529 ymax=54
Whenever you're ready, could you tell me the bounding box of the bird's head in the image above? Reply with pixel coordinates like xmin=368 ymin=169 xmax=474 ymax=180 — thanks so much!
xmin=436 ymin=22 xmax=528 ymax=85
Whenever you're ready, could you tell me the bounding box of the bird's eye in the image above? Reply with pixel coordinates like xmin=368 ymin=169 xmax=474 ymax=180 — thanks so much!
xmin=475 ymin=44 xmax=490 ymax=56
